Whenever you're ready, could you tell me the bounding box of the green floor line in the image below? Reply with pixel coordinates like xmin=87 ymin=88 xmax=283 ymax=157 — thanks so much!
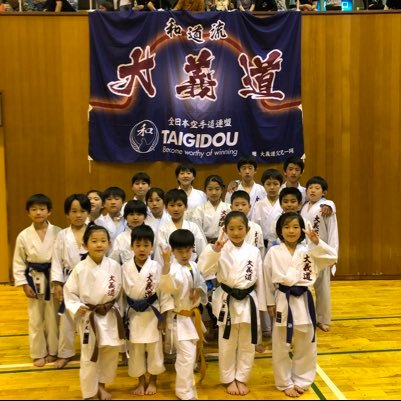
xmin=0 ymin=333 xmax=28 ymax=338
xmin=312 ymin=382 xmax=327 ymax=400
xmin=332 ymin=315 xmax=401 ymax=321
xmin=0 ymin=366 xmax=78 ymax=374
xmin=318 ymin=348 xmax=401 ymax=356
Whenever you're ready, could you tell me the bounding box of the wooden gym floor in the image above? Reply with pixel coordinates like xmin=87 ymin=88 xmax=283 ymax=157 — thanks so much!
xmin=0 ymin=280 xmax=400 ymax=400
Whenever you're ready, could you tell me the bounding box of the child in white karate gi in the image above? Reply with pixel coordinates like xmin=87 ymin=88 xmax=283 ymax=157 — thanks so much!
xmin=12 ymin=193 xmax=61 ymax=367
xmin=191 ymin=174 xmax=231 ymax=341
xmin=159 ymin=229 xmax=208 ymax=400
xmin=95 ymin=186 xmax=127 ymax=244
xmin=109 ymin=199 xmax=147 ymax=265
xmin=52 ymin=193 xmax=91 ymax=369
xmin=301 ymin=176 xmax=339 ymax=332
xmin=175 ymin=162 xmax=207 ymax=221
xmin=122 ymin=224 xmax=173 ymax=395
xmin=86 ymin=189 xmax=104 ymax=222
xmin=144 ymin=187 xmax=172 ymax=235
xmin=198 ymin=211 xmax=267 ymax=396
xmin=64 ymin=223 xmax=125 ymax=400
xmin=263 ymin=212 xmax=337 ymax=397
xmin=224 ymin=155 xmax=267 ymax=216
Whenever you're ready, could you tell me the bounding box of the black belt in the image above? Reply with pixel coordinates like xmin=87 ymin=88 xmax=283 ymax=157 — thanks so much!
xmin=220 ymin=283 xmax=257 ymax=345
xmin=278 ymin=284 xmax=316 ymax=344
xmin=24 ymin=262 xmax=51 ymax=301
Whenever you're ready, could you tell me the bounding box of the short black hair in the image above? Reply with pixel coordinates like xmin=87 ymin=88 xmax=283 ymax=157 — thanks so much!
xmin=145 ymin=187 xmax=165 ymax=203
xmin=261 ymin=168 xmax=284 ymax=185
xmin=204 ymin=174 xmax=225 ymax=190
xmin=305 ymin=176 xmax=328 ymax=192
xmin=169 ymin=229 xmax=195 ymax=249
xmin=175 ymin=163 xmax=196 ymax=178
xmin=64 ymin=194 xmax=91 ymax=215
xmin=103 ymin=186 xmax=126 ymax=202
xmin=276 ymin=212 xmax=306 ymax=244
xmin=25 ymin=194 xmax=52 ymax=211
xmin=231 ymin=190 xmax=250 ymax=204
xmin=165 ymin=188 xmax=188 ymax=207
xmin=223 ymin=210 xmax=248 ymax=229
xmin=279 ymin=187 xmax=303 ymax=204
xmin=83 ymin=222 xmax=110 ymax=245
xmin=131 ymin=224 xmax=154 ymax=245
xmin=283 ymin=156 xmax=304 ymax=173
xmin=123 ymin=200 xmax=148 ymax=219
xmin=131 ymin=171 xmax=151 ymax=186
xmin=237 ymin=155 xmax=257 ymax=171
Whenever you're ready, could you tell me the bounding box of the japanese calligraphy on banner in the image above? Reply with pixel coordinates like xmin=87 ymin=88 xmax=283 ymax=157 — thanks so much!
xmin=89 ymin=10 xmax=303 ymax=164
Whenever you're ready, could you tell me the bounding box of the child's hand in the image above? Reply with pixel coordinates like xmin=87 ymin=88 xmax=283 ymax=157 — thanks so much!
xmin=157 ymin=319 xmax=166 ymax=333
xmin=212 ymin=232 xmax=228 ymax=253
xmin=189 ymin=288 xmax=201 ymax=303
xmin=267 ymin=305 xmax=276 ymax=319
xmin=226 ymin=180 xmax=239 ymax=193
xmin=303 ymin=224 xmax=319 ymax=245
xmin=23 ymin=284 xmax=37 ymax=299
xmin=53 ymin=283 xmax=63 ymax=302
xmin=320 ymin=204 xmax=333 ymax=217
xmin=78 ymin=305 xmax=90 ymax=316
xmin=161 ymin=245 xmax=171 ymax=263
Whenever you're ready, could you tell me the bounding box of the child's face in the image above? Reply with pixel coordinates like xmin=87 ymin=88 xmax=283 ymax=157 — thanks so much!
xmin=177 ymin=169 xmax=194 ymax=187
xmin=281 ymin=217 xmax=302 ymax=247
xmin=172 ymin=246 xmax=193 ymax=266
xmin=239 ymin=163 xmax=256 ymax=183
xmin=147 ymin=192 xmax=164 ymax=218
xmin=307 ymin=184 xmax=326 ymax=204
xmin=126 ymin=212 xmax=145 ymax=229
xmin=85 ymin=229 xmax=110 ymax=264
xmin=264 ymin=178 xmax=281 ymax=200
xmin=224 ymin=216 xmax=248 ymax=247
xmin=132 ymin=180 xmax=150 ymax=200
xmin=103 ymin=196 xmax=123 ymax=216
xmin=67 ymin=200 xmax=89 ymax=228
xmin=132 ymin=239 xmax=153 ymax=265
xmin=280 ymin=195 xmax=302 ymax=213
xmin=167 ymin=200 xmax=186 ymax=222
xmin=284 ymin=163 xmax=302 ymax=185
xmin=231 ymin=197 xmax=251 ymax=215
xmin=87 ymin=192 xmax=103 ymax=216
xmin=206 ymin=181 xmax=223 ymax=205
xmin=27 ymin=203 xmax=51 ymax=225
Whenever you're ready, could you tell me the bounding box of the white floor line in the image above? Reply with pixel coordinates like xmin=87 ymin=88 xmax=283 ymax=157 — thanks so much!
xmin=316 ymin=364 xmax=347 ymax=400
xmin=0 ymin=360 xmax=80 ymax=369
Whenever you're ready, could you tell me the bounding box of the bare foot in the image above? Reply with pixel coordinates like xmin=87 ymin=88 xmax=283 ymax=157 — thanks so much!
xmin=54 ymin=357 xmax=71 ymax=369
xmin=236 ymin=380 xmax=249 ymax=395
xmin=317 ymin=322 xmax=330 ymax=332
xmin=145 ymin=376 xmax=157 ymax=395
xmin=226 ymin=380 xmax=239 ymax=395
xmin=133 ymin=375 xmax=146 ymax=396
xmin=284 ymin=387 xmax=300 ymax=397
xmin=132 ymin=383 xmax=145 ymax=396
xmin=294 ymin=385 xmax=304 ymax=394
xmin=33 ymin=358 xmax=46 ymax=367
xmin=45 ymin=355 xmax=57 ymax=363
xmin=98 ymin=384 xmax=111 ymax=400
xmin=255 ymin=343 xmax=265 ymax=353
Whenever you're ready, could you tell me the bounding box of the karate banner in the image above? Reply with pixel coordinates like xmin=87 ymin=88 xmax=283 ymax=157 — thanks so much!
xmin=89 ymin=10 xmax=303 ymax=164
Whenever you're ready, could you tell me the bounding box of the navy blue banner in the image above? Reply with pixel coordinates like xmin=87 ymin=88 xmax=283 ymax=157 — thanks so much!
xmin=89 ymin=10 xmax=303 ymax=164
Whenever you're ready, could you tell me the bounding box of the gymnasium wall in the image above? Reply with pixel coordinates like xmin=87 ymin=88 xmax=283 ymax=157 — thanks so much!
xmin=1 ymin=12 xmax=400 ymax=282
